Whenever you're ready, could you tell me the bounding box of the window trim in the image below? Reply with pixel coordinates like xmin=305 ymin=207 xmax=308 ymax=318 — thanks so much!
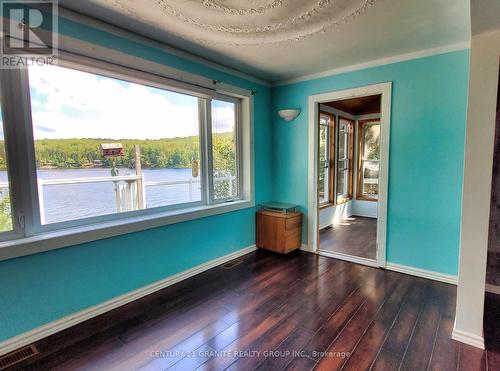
xmin=336 ymin=116 xmax=354 ymax=204
xmin=0 ymin=51 xmax=255 ymax=261
xmin=318 ymin=111 xmax=335 ymax=209
xmin=357 ymin=119 xmax=380 ymax=202
xmin=0 ymin=68 xmax=41 ymax=240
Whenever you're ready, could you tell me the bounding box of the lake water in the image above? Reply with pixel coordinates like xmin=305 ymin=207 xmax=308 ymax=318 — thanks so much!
xmin=0 ymin=168 xmax=201 ymax=224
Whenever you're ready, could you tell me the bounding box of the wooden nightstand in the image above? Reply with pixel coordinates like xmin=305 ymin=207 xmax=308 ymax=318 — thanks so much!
xmin=256 ymin=210 xmax=303 ymax=254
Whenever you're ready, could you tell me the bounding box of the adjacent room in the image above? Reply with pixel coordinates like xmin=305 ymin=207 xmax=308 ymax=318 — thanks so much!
xmin=318 ymin=95 xmax=381 ymax=263
xmin=0 ymin=0 xmax=499 ymax=370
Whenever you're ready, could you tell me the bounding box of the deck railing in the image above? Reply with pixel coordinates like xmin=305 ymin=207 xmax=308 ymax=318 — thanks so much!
xmin=0 ymin=174 xmax=235 ymax=223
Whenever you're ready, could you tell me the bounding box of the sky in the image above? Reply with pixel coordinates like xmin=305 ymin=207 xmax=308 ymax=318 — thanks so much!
xmin=24 ymin=64 xmax=234 ymax=140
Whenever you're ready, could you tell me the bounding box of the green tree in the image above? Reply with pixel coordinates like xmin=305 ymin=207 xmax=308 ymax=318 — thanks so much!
xmin=0 ymin=194 xmax=12 ymax=232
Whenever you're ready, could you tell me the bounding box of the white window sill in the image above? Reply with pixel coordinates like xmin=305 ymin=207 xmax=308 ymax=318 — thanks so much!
xmin=0 ymin=200 xmax=255 ymax=261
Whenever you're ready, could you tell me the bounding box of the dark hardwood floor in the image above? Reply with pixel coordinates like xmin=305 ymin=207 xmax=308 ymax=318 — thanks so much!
xmin=319 ymin=216 xmax=377 ymax=260
xmin=9 ymin=250 xmax=499 ymax=370
xmin=486 ymin=251 xmax=500 ymax=286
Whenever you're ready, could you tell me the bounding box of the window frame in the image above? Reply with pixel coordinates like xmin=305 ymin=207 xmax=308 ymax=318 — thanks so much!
xmin=336 ymin=116 xmax=354 ymax=204
xmin=0 ymin=51 xmax=254 ymax=260
xmin=318 ymin=111 xmax=335 ymax=208
xmin=210 ymin=94 xmax=244 ymax=204
xmin=357 ymin=119 xmax=380 ymax=202
xmin=27 ymin=61 xmax=210 ymax=232
xmin=0 ymin=75 xmax=27 ymax=241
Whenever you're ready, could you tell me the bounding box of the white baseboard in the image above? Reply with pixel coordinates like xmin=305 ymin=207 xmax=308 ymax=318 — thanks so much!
xmin=299 ymin=243 xmax=312 ymax=252
xmin=318 ymin=249 xmax=379 ymax=267
xmin=385 ymin=262 xmax=458 ymax=285
xmin=486 ymin=283 xmax=500 ymax=295
xmin=452 ymin=326 xmax=485 ymax=349
xmin=0 ymin=245 xmax=257 ymax=357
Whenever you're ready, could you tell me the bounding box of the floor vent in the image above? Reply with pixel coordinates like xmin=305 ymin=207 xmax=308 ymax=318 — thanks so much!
xmin=0 ymin=345 xmax=38 ymax=370
xmin=221 ymin=259 xmax=243 ymax=269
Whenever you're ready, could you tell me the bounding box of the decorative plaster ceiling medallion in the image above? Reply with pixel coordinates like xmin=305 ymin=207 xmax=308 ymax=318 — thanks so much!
xmin=153 ymin=0 xmax=378 ymax=45
xmin=201 ymin=0 xmax=283 ymax=15
xmin=111 ymin=0 xmax=136 ymax=17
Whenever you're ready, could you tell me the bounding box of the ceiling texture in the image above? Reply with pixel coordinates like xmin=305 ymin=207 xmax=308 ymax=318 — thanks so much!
xmin=60 ymin=0 xmax=471 ymax=82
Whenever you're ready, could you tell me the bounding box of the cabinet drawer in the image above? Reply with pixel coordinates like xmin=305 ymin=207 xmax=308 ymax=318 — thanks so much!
xmin=256 ymin=210 xmax=302 ymax=254
xmin=285 ymin=216 xmax=302 ymax=231
xmin=284 ymin=229 xmax=301 ymax=252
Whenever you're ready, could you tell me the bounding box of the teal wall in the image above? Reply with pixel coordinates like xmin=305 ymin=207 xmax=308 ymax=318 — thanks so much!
xmin=272 ymin=50 xmax=470 ymax=276
xmin=0 ymin=11 xmax=470 ymax=343
xmin=0 ymin=16 xmax=272 ymax=342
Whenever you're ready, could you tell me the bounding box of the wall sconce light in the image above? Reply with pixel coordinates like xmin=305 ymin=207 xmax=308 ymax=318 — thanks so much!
xmin=278 ymin=109 xmax=301 ymax=121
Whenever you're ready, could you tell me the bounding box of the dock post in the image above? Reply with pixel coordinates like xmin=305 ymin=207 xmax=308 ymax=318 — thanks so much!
xmin=135 ymin=145 xmax=145 ymax=210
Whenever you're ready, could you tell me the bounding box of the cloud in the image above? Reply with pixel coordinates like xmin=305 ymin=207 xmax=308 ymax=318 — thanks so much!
xmin=28 ymin=65 xmax=235 ymax=140
xmin=35 ymin=125 xmax=56 ymax=133
xmin=212 ymin=100 xmax=236 ymax=134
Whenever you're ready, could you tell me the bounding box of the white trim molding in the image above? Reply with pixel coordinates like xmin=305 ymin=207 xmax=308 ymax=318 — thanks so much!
xmin=455 ymin=30 xmax=500 ymax=351
xmin=300 ymin=243 xmax=312 ymax=252
xmin=319 ymin=249 xmax=379 ymax=268
xmin=307 ymin=83 xmax=392 ymax=269
xmin=386 ymin=262 xmax=458 ymax=285
xmin=274 ymin=41 xmax=470 ymax=87
xmin=0 ymin=245 xmax=257 ymax=357
xmin=452 ymin=326 xmax=485 ymax=350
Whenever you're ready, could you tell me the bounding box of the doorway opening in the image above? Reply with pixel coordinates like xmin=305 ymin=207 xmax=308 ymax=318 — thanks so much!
xmin=307 ymin=83 xmax=391 ymax=268
xmin=318 ymin=94 xmax=380 ymax=263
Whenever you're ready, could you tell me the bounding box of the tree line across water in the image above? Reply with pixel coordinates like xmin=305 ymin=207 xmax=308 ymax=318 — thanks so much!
xmin=0 ymin=133 xmax=236 ymax=231
xmin=0 ymin=133 xmax=235 ymax=171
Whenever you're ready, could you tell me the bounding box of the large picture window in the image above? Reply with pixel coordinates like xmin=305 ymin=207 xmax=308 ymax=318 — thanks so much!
xmin=357 ymin=120 xmax=380 ymax=201
xmin=28 ymin=64 xmax=204 ymax=225
xmin=337 ymin=117 xmax=354 ymax=203
xmin=0 ymin=55 xmax=251 ymax=251
xmin=318 ymin=112 xmax=334 ymax=206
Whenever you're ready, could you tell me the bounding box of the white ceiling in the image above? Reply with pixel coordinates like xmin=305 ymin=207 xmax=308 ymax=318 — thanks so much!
xmin=59 ymin=0 xmax=471 ymax=82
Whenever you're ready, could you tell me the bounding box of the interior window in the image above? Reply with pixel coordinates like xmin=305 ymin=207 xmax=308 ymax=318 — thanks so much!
xmin=318 ymin=112 xmax=334 ymax=206
xmin=28 ymin=64 xmax=202 ymax=225
xmin=211 ymin=98 xmax=239 ymax=200
xmin=0 ymin=96 xmax=13 ymax=232
xmin=337 ymin=117 xmax=354 ymax=203
xmin=358 ymin=120 xmax=380 ymax=200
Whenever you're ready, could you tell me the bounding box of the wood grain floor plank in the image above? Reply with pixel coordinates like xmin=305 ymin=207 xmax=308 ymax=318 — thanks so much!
xmin=255 ymin=327 xmax=315 ymax=371
xmin=197 ymin=306 xmax=299 ymax=370
xmin=301 ymin=286 xmax=368 ymax=360
xmin=17 ymin=251 xmax=499 ymax=371
xmin=374 ymin=280 xmax=428 ymax=358
xmin=399 ymin=300 xmax=441 ymax=370
xmin=224 ymin=316 xmax=298 ymax=371
xmin=314 ymin=277 xmax=400 ymax=370
xmin=341 ymin=277 xmax=411 ymax=370
xmin=319 ymin=216 xmax=377 ymax=260
xmin=370 ymin=350 xmax=401 ymax=371
xmin=457 ymin=343 xmax=487 ymax=371
xmin=283 ymin=356 xmax=317 ymax=371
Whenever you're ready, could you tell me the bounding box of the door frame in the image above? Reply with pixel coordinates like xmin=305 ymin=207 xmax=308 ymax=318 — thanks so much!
xmin=306 ymin=82 xmax=392 ymax=268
